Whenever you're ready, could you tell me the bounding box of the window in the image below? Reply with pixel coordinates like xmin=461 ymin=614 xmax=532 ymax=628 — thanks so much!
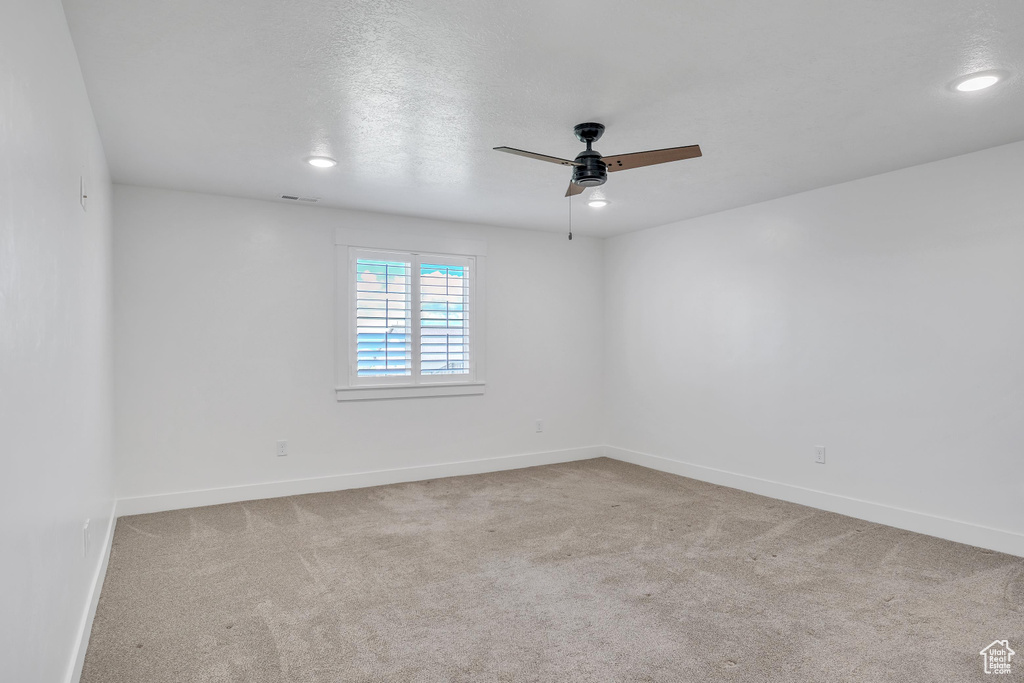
xmin=335 ymin=231 xmax=486 ymax=400
xmin=352 ymin=249 xmax=473 ymax=382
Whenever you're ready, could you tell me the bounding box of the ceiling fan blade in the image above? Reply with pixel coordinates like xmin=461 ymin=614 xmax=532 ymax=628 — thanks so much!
xmin=565 ymin=182 xmax=585 ymax=197
xmin=494 ymin=146 xmax=582 ymax=167
xmin=602 ymin=145 xmax=702 ymax=172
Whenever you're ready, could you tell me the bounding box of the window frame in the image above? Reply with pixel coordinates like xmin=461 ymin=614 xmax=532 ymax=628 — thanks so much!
xmin=335 ymin=229 xmax=486 ymax=401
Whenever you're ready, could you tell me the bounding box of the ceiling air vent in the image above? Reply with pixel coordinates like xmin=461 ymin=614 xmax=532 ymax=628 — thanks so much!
xmin=280 ymin=195 xmax=320 ymax=203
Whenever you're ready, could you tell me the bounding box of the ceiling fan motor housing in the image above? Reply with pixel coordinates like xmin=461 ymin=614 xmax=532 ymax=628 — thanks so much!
xmin=572 ymin=149 xmax=608 ymax=187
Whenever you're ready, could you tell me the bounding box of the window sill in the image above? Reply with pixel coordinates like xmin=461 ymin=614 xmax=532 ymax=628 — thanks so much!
xmin=335 ymin=382 xmax=486 ymax=402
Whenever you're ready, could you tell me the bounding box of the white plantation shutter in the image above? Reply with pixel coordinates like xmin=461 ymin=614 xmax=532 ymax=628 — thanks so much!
xmin=350 ymin=248 xmax=475 ymax=386
xmin=353 ymin=255 xmax=412 ymax=379
xmin=420 ymin=258 xmax=471 ymax=376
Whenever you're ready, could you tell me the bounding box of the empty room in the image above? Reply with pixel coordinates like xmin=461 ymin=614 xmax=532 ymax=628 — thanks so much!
xmin=3 ymin=0 xmax=1024 ymax=681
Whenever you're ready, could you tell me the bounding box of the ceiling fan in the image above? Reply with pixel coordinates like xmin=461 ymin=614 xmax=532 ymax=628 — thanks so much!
xmin=494 ymin=122 xmax=702 ymax=197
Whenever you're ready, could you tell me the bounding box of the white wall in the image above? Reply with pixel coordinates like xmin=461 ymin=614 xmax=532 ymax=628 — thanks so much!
xmin=113 ymin=186 xmax=605 ymax=504
xmin=605 ymin=141 xmax=1024 ymax=553
xmin=0 ymin=1 xmax=115 ymax=681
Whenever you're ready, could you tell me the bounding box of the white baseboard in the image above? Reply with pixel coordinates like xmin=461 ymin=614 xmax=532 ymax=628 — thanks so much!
xmin=606 ymin=446 xmax=1024 ymax=558
xmin=116 ymin=446 xmax=604 ymax=517
xmin=65 ymin=500 xmax=117 ymax=683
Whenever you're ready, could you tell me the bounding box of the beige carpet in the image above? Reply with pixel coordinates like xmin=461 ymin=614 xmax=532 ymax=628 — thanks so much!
xmin=82 ymin=458 xmax=1022 ymax=682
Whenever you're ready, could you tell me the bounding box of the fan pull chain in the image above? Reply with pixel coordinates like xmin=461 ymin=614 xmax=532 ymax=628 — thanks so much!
xmin=568 ymin=193 xmax=573 ymax=241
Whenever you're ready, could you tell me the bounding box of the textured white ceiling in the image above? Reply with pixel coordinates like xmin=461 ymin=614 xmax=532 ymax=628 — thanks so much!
xmin=62 ymin=0 xmax=1024 ymax=236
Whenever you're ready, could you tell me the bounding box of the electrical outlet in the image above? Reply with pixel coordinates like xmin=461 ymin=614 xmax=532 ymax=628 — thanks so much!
xmin=83 ymin=519 xmax=91 ymax=557
xmin=814 ymin=446 xmax=826 ymax=464
xmin=276 ymin=440 xmax=288 ymax=457
xmin=535 ymin=419 xmax=543 ymax=433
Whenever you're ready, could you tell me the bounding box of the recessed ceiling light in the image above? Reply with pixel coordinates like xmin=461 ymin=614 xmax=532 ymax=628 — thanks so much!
xmin=306 ymin=156 xmax=337 ymax=168
xmin=588 ymin=199 xmax=609 ymax=208
xmin=952 ymin=71 xmax=1005 ymax=92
